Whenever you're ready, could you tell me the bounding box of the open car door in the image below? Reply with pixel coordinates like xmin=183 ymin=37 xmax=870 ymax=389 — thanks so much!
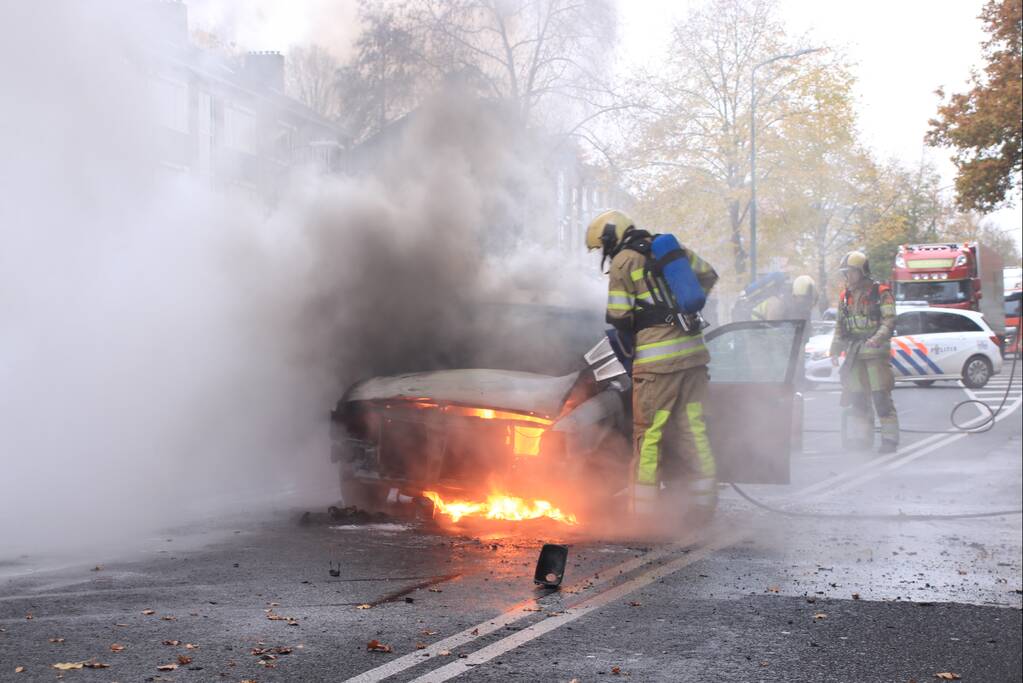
xmin=704 ymin=320 xmax=805 ymax=484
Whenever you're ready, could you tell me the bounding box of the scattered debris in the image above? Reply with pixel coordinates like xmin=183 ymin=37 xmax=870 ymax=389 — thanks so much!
xmin=162 ymin=640 xmax=181 ymax=646
xmin=52 ymin=662 xmax=85 ymax=671
xmin=421 ymin=630 xmax=438 ymax=636
xmin=156 ymin=663 xmax=179 ymax=671
xmin=357 ymin=604 xmax=372 ymax=610
xmin=934 ymin=674 xmax=961 ymax=681
xmin=15 ymin=666 xmax=26 ymax=673
xmin=141 ymin=609 xmax=156 ymax=615
xmin=25 ymin=613 xmax=33 ymax=620
xmin=110 ymin=644 xmax=125 ymax=652
xmin=367 ymin=640 xmax=393 ymax=653
xmin=628 ymin=601 xmax=642 ymax=607
xmin=49 ymin=638 xmax=65 ymax=644
xmin=852 ymin=593 xmax=861 ymax=600
xmin=438 ymin=650 xmax=452 ymax=656
xmin=534 ymin=544 xmax=568 ymax=588
xmin=415 ymin=643 xmax=427 ymax=650
xmin=767 ymin=586 xmax=780 ymax=593
xmin=813 ymin=613 xmax=827 ymax=620
xmin=161 ymin=615 xmax=177 ymax=621
xmin=177 ymin=655 xmax=192 ymax=665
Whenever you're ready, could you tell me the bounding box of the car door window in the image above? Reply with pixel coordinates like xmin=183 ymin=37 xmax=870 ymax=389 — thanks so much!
xmin=895 ymin=312 xmax=923 ymax=336
xmin=923 ymin=312 xmax=981 ymax=334
xmin=705 ymin=321 xmax=802 ymax=384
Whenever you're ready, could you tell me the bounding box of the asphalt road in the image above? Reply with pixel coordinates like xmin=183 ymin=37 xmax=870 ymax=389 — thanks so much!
xmin=2 ymin=367 xmax=1021 ymax=682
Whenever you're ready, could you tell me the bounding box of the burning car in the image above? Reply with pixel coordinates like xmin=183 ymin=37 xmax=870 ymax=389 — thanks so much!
xmin=330 ymin=305 xmax=806 ymax=526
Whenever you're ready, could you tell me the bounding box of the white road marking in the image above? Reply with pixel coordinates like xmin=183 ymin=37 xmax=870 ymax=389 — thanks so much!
xmin=345 ymin=375 xmax=1023 ymax=683
xmin=408 ymin=528 xmax=749 ymax=683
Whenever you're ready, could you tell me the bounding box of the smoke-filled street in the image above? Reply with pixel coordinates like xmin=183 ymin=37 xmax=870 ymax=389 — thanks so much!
xmin=3 ymin=0 xmax=1022 ymax=681
xmin=2 ymin=370 xmax=1020 ymax=682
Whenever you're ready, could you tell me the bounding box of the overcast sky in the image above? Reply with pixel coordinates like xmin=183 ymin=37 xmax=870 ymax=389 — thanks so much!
xmin=187 ymin=0 xmax=1021 ymax=242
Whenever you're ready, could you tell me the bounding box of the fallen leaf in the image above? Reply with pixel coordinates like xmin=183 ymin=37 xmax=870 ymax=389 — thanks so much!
xmin=141 ymin=609 xmax=156 ymax=615
xmin=813 ymin=613 xmax=827 ymax=620
xmin=628 ymin=601 xmax=642 ymax=607
xmin=934 ymin=675 xmax=961 ymax=681
xmin=421 ymin=630 xmax=438 ymax=636
xmin=470 ymin=628 xmax=479 ymax=636
xmin=114 ymin=623 xmax=129 ymax=627
xmin=438 ymin=650 xmax=452 ymax=657
xmin=15 ymin=667 xmax=26 ymax=673
xmin=52 ymin=662 xmax=85 ymax=671
xmin=367 ymin=640 xmax=393 ymax=653
xmin=184 ymin=643 xmax=199 ymax=649
xmin=110 ymin=643 xmax=125 ymax=652
xmin=83 ymin=660 xmax=110 ymax=669
xmin=162 ymin=640 xmax=181 ymax=646
xmin=177 ymin=655 xmax=192 ymax=665
xmin=611 ymin=666 xmax=622 ymax=674
xmin=49 ymin=638 xmax=65 ymax=644
xmin=25 ymin=613 xmax=33 ymax=620
xmin=156 ymin=663 xmax=179 ymax=671
xmin=161 ymin=615 xmax=177 ymax=621
xmin=415 ymin=643 xmax=427 ymax=650
xmin=287 ymin=619 xmax=299 ymax=626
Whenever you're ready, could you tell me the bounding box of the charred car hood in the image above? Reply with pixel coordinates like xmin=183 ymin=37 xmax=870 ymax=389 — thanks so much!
xmin=346 ymin=369 xmax=579 ymax=419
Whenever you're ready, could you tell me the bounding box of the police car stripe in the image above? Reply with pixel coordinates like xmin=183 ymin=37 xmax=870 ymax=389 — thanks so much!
xmin=896 ymin=349 xmax=927 ymax=375
xmin=913 ymin=349 xmax=943 ymax=374
xmin=890 ymin=356 xmax=912 ymax=376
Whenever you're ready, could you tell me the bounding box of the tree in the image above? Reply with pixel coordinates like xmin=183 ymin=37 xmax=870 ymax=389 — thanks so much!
xmin=627 ymin=0 xmax=844 ymax=288
xmin=336 ymin=0 xmax=619 ymax=144
xmin=335 ymin=3 xmax=426 ymax=143
xmin=286 ymin=44 xmax=342 ymax=120
xmin=926 ymin=0 xmax=1022 ymax=211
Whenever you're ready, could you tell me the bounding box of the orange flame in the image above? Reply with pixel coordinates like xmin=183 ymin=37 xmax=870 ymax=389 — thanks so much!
xmin=423 ymin=490 xmax=578 ymax=525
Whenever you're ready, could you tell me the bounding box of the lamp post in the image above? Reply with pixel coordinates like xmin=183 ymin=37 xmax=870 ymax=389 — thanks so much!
xmin=749 ymin=47 xmax=824 ymax=284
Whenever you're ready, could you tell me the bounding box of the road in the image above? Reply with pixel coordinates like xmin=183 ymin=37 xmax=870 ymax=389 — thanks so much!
xmin=2 ymin=367 xmax=1021 ymax=682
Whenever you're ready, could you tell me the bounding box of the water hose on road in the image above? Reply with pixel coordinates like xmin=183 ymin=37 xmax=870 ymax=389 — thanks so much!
xmin=728 ymin=481 xmax=1023 ymax=520
xmin=730 ymin=352 xmax=1022 ymax=520
xmin=805 ymin=348 xmax=1020 ymax=435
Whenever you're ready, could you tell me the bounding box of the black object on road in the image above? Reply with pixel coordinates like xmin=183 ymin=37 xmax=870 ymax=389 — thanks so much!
xmin=534 ymin=544 xmax=568 ymax=588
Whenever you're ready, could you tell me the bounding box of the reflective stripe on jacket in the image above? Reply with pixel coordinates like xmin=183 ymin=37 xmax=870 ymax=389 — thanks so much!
xmin=606 ymin=242 xmax=718 ymax=374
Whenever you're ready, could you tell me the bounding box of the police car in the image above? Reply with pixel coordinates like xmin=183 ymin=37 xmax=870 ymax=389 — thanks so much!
xmin=805 ymin=306 xmax=1003 ymax=389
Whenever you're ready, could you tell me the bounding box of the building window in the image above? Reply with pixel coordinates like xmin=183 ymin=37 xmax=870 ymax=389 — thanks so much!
xmin=223 ymin=105 xmax=257 ymax=154
xmin=151 ymin=77 xmax=189 ymax=133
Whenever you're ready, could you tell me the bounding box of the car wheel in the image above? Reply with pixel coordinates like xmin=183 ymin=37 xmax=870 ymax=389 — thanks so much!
xmin=913 ymin=380 xmax=936 ymax=387
xmin=961 ymin=355 xmax=993 ymax=389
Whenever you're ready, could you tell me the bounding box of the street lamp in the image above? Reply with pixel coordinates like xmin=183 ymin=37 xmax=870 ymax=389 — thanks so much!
xmin=749 ymin=47 xmax=824 ymax=283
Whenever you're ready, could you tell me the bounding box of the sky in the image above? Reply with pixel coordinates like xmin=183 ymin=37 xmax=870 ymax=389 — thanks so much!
xmin=187 ymin=0 xmax=1021 ymax=243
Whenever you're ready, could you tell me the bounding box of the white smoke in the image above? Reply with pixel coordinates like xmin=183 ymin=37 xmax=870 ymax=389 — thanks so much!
xmin=0 ymin=1 xmax=603 ymax=556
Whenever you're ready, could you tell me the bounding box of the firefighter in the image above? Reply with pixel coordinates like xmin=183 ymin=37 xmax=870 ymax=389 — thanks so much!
xmin=829 ymin=251 xmax=900 ymax=453
xmin=585 ymin=210 xmax=719 ymax=523
xmin=750 ymin=275 xmax=817 ymax=323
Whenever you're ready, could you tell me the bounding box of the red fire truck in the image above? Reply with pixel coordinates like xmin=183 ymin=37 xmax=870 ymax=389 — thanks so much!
xmin=891 ymin=242 xmax=1005 ymax=339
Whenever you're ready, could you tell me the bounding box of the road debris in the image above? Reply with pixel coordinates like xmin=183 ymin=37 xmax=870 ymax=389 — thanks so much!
xmin=533 ymin=543 xmax=568 ymax=587
xmin=157 ymin=662 xmax=178 ymax=671
xmin=934 ymin=674 xmax=961 ymax=681
xmin=367 ymin=640 xmax=393 ymax=653
xmin=109 ymin=643 xmax=125 ymax=652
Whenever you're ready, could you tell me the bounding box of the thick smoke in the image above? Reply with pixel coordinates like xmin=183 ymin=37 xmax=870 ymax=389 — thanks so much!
xmin=0 ymin=1 xmax=603 ymax=556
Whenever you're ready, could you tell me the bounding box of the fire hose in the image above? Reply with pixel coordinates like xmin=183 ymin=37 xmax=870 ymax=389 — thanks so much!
xmin=730 ymin=348 xmax=1022 ymax=520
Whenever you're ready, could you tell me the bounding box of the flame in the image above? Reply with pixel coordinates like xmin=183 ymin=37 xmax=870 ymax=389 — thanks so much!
xmin=423 ymin=490 xmax=577 ymax=525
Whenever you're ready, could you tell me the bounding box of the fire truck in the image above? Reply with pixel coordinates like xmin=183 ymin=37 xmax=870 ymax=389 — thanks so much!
xmin=891 ymin=242 xmax=1006 ymax=339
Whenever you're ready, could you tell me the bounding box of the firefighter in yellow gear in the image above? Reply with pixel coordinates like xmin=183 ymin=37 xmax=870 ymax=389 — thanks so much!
xmin=751 ymin=275 xmax=817 ymax=323
xmin=586 ymin=210 xmax=719 ymax=523
xmin=829 ymin=251 xmax=900 ymax=453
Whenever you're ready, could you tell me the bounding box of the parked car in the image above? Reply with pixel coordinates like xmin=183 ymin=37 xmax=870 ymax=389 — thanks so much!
xmin=805 ymin=306 xmax=1003 ymax=389
xmin=330 ymin=306 xmax=806 ymax=518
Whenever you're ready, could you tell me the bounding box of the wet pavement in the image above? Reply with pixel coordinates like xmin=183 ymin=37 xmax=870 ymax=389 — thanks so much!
xmin=1 ymin=368 xmax=1020 ymax=682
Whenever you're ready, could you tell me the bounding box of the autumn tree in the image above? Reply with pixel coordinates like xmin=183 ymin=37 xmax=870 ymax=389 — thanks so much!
xmin=926 ymin=0 xmax=1022 ymax=211
xmin=627 ymin=0 xmax=845 ymax=288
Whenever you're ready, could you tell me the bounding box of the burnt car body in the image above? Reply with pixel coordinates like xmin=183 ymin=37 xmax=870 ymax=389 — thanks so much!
xmin=330 ymin=304 xmax=805 ymax=517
